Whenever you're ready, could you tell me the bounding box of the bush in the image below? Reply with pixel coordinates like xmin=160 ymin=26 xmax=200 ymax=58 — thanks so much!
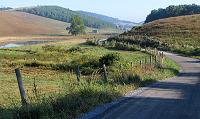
xmin=67 ymin=46 xmax=82 ymax=53
xmin=139 ymin=37 xmax=160 ymax=48
xmin=80 ymin=67 xmax=96 ymax=75
xmin=191 ymin=48 xmax=200 ymax=56
xmin=42 ymin=45 xmax=63 ymax=52
xmin=99 ymin=53 xmax=120 ymax=66
xmin=85 ymin=39 xmax=96 ymax=46
xmin=113 ymin=42 xmax=139 ymax=51
xmin=114 ymin=42 xmax=128 ymax=50
xmin=113 ymin=71 xmax=142 ymax=86
xmin=52 ymin=63 xmax=70 ymax=71
xmin=24 ymin=60 xmax=51 ymax=68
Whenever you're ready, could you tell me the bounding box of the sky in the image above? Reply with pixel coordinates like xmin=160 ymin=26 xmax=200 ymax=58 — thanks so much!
xmin=1 ymin=0 xmax=200 ymax=22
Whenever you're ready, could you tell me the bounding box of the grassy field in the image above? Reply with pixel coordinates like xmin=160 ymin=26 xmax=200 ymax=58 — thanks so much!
xmin=0 ymin=11 xmax=123 ymax=37
xmin=113 ymin=14 xmax=200 ymax=58
xmin=0 ymin=40 xmax=179 ymax=119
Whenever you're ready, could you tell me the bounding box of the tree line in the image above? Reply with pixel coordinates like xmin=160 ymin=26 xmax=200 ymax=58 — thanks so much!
xmin=17 ymin=6 xmax=114 ymax=29
xmin=145 ymin=4 xmax=200 ymax=23
xmin=0 ymin=7 xmax=12 ymax=11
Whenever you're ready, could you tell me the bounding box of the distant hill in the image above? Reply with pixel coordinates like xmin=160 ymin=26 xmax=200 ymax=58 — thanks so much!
xmin=0 ymin=11 xmax=68 ymax=36
xmin=78 ymin=11 xmax=140 ymax=30
xmin=0 ymin=7 xmax=12 ymax=11
xmin=16 ymin=6 xmax=115 ymax=29
xmin=145 ymin=4 xmax=200 ymax=23
xmin=110 ymin=14 xmax=200 ymax=56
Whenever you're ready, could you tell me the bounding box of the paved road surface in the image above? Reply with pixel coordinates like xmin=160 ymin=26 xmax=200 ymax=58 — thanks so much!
xmin=101 ymin=53 xmax=200 ymax=119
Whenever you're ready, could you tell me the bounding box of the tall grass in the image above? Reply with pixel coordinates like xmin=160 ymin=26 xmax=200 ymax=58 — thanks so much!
xmin=0 ymin=43 xmax=180 ymax=119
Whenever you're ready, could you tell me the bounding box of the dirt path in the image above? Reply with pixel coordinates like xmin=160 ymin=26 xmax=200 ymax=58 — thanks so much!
xmin=101 ymin=52 xmax=200 ymax=119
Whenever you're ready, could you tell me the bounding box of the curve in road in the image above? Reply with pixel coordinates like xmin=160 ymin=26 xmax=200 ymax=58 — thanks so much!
xmin=100 ymin=52 xmax=200 ymax=119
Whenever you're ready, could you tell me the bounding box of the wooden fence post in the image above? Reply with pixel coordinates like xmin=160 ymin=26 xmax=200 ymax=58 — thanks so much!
xmin=120 ymin=64 xmax=125 ymax=79
xmin=160 ymin=52 xmax=164 ymax=67
xmin=103 ymin=64 xmax=108 ymax=82
xmin=140 ymin=60 xmax=142 ymax=69
xmin=76 ymin=66 xmax=81 ymax=82
xmin=131 ymin=62 xmax=134 ymax=72
xmin=15 ymin=68 xmax=27 ymax=106
xmin=150 ymin=55 xmax=152 ymax=65
xmin=154 ymin=55 xmax=157 ymax=65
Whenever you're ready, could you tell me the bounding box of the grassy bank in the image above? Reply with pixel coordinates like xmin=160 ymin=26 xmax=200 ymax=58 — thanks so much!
xmin=109 ymin=14 xmax=200 ymax=58
xmin=0 ymin=41 xmax=179 ymax=119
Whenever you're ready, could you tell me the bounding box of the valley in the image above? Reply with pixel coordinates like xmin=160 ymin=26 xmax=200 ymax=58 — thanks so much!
xmin=0 ymin=3 xmax=200 ymax=119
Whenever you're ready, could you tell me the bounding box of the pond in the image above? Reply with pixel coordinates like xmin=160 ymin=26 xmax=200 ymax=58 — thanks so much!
xmin=0 ymin=40 xmax=60 ymax=48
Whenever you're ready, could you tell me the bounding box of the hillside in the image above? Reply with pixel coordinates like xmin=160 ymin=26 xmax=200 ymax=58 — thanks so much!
xmin=0 ymin=11 xmax=69 ymax=36
xmin=0 ymin=7 xmax=12 ymax=11
xmin=145 ymin=4 xmax=200 ymax=23
xmin=78 ymin=11 xmax=140 ymax=30
xmin=16 ymin=6 xmax=115 ymax=29
xmin=109 ymin=14 xmax=200 ymax=56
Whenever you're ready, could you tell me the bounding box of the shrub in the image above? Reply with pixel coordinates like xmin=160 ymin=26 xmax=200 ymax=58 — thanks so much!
xmin=139 ymin=37 xmax=160 ymax=48
xmin=113 ymin=70 xmax=142 ymax=86
xmin=67 ymin=46 xmax=82 ymax=53
xmin=99 ymin=53 xmax=120 ymax=66
xmin=133 ymin=26 xmax=142 ymax=31
xmin=24 ymin=60 xmax=52 ymax=68
xmin=66 ymin=54 xmax=100 ymax=75
xmin=191 ymin=48 xmax=200 ymax=56
xmin=42 ymin=45 xmax=63 ymax=52
xmin=52 ymin=63 xmax=70 ymax=71
xmin=114 ymin=42 xmax=128 ymax=50
xmin=113 ymin=42 xmax=139 ymax=51
xmin=80 ymin=67 xmax=96 ymax=75
xmin=85 ymin=39 xmax=96 ymax=46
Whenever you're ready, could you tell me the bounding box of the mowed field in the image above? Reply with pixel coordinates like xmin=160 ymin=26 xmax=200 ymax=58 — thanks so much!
xmin=0 ymin=11 xmax=69 ymax=36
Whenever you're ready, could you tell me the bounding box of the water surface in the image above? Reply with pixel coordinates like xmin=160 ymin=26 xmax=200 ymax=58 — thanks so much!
xmin=0 ymin=40 xmax=59 ymax=48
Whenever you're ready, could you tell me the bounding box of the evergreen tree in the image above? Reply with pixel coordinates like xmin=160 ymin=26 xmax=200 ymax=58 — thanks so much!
xmin=69 ymin=16 xmax=85 ymax=35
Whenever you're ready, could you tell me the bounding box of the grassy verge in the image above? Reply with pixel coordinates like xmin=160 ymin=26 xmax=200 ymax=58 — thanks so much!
xmin=107 ymin=35 xmax=200 ymax=59
xmin=0 ymin=42 xmax=180 ymax=119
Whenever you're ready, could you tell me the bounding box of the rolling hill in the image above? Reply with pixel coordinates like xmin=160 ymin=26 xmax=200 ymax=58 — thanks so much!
xmin=110 ymin=14 xmax=200 ymax=56
xmin=16 ymin=6 xmax=115 ymax=29
xmin=77 ymin=10 xmax=140 ymax=29
xmin=0 ymin=11 xmax=69 ymax=36
xmin=0 ymin=7 xmax=12 ymax=11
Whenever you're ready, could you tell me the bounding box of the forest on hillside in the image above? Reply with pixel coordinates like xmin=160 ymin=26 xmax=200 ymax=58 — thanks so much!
xmin=0 ymin=7 xmax=12 ymax=11
xmin=145 ymin=4 xmax=200 ymax=23
xmin=17 ymin=6 xmax=114 ymax=28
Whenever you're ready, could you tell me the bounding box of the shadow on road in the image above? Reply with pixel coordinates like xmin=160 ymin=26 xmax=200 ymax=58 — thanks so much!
xmin=178 ymin=72 xmax=200 ymax=77
xmin=183 ymin=60 xmax=200 ymax=63
xmin=101 ymin=77 xmax=200 ymax=119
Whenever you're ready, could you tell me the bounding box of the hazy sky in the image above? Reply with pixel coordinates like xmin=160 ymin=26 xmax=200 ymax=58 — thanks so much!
xmin=1 ymin=0 xmax=200 ymax=22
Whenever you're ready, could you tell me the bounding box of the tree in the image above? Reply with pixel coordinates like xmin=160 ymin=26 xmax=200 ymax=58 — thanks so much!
xmin=69 ymin=16 xmax=85 ymax=35
xmin=145 ymin=4 xmax=200 ymax=23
